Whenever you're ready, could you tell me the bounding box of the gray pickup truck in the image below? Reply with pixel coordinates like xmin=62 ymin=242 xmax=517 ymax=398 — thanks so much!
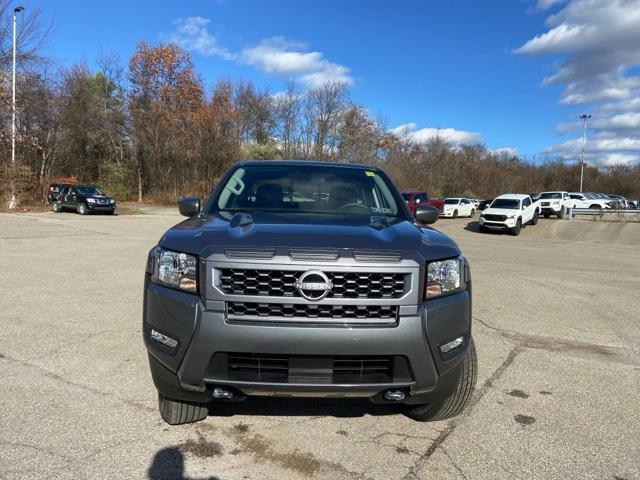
xmin=144 ymin=161 xmax=476 ymax=425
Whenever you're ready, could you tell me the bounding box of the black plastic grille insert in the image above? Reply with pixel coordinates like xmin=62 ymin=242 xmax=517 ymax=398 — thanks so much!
xmin=224 ymin=353 xmax=394 ymax=383
xmin=218 ymin=269 xmax=406 ymax=299
xmin=227 ymin=302 xmax=398 ymax=323
xmin=483 ymin=214 xmax=507 ymax=222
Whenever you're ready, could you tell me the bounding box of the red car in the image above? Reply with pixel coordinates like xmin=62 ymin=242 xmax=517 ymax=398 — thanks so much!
xmin=402 ymin=191 xmax=444 ymax=214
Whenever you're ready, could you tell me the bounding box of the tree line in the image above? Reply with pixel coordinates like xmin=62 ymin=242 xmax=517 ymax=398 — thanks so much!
xmin=1 ymin=8 xmax=638 ymax=207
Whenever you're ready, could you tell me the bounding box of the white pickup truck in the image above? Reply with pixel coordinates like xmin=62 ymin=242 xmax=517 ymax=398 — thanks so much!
xmin=538 ymin=191 xmax=572 ymax=218
xmin=478 ymin=194 xmax=539 ymax=236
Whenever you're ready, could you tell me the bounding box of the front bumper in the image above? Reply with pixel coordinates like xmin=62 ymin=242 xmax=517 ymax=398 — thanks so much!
xmin=540 ymin=203 xmax=562 ymax=213
xmin=87 ymin=203 xmax=116 ymax=212
xmin=479 ymin=217 xmax=516 ymax=229
xmin=143 ymin=280 xmax=472 ymax=405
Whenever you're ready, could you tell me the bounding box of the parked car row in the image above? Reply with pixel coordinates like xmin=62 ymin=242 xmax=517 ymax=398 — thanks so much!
xmin=422 ymin=188 xmax=639 ymax=237
xmin=47 ymin=183 xmax=117 ymax=215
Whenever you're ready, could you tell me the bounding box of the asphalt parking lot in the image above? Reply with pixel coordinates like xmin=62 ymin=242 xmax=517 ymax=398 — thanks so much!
xmin=1 ymin=209 xmax=639 ymax=480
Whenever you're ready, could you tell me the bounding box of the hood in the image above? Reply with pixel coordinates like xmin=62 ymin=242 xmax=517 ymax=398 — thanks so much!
xmin=82 ymin=193 xmax=113 ymax=200
xmin=158 ymin=212 xmax=460 ymax=262
xmin=481 ymin=207 xmax=519 ymax=216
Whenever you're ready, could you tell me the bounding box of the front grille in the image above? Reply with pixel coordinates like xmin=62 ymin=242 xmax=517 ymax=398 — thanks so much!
xmin=218 ymin=269 xmax=406 ymax=299
xmin=223 ymin=353 xmax=395 ymax=383
xmin=483 ymin=214 xmax=507 ymax=221
xmin=226 ymin=302 xmax=398 ymax=324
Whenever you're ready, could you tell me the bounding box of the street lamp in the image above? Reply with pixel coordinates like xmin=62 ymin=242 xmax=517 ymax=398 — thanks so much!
xmin=9 ymin=5 xmax=24 ymax=209
xmin=579 ymin=113 xmax=591 ymax=193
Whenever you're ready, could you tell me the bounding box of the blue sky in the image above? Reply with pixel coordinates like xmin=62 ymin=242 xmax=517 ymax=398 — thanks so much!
xmin=34 ymin=0 xmax=640 ymax=165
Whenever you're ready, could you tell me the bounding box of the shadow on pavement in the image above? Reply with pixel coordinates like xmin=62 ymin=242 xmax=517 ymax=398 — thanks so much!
xmin=148 ymin=448 xmax=220 ymax=480
xmin=464 ymin=220 xmax=506 ymax=235
xmin=208 ymin=397 xmax=401 ymax=418
xmin=464 ymin=221 xmax=481 ymax=233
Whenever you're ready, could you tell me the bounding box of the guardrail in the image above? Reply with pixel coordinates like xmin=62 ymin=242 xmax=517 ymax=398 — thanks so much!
xmin=568 ymin=208 xmax=640 ymax=219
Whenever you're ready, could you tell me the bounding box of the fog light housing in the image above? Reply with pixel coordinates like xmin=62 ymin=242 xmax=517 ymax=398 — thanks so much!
xmin=440 ymin=336 xmax=464 ymax=354
xmin=150 ymin=329 xmax=178 ymax=349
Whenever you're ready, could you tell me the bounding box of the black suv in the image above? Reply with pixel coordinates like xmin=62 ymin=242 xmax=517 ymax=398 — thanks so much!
xmin=51 ymin=185 xmax=116 ymax=215
xmin=144 ymin=161 xmax=476 ymax=425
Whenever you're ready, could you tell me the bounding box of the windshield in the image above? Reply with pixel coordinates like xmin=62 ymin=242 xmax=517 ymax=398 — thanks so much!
xmin=490 ymin=199 xmax=520 ymax=209
xmin=77 ymin=186 xmax=103 ymax=196
xmin=444 ymin=199 xmax=459 ymax=205
xmin=210 ymin=164 xmax=401 ymax=217
xmin=540 ymin=192 xmax=562 ymax=199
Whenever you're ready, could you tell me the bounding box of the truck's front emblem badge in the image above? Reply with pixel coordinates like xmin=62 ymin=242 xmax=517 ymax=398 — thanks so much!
xmin=295 ymin=270 xmax=333 ymax=301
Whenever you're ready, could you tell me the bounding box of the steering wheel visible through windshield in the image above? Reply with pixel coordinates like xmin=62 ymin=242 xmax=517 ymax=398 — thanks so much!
xmin=209 ymin=164 xmax=402 ymax=217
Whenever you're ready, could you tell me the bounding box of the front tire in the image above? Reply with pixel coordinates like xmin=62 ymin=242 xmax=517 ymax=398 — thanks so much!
xmin=557 ymin=206 xmax=565 ymax=219
xmin=51 ymin=202 xmax=61 ymax=213
xmin=530 ymin=211 xmax=539 ymax=225
xmin=469 ymin=209 xmax=475 ymax=218
xmin=590 ymin=205 xmax=602 ymax=213
xmin=77 ymin=203 xmax=87 ymax=215
xmin=158 ymin=392 xmax=209 ymax=425
xmin=403 ymin=339 xmax=477 ymax=422
xmin=453 ymin=210 xmax=458 ymax=219
xmin=510 ymin=218 xmax=522 ymax=236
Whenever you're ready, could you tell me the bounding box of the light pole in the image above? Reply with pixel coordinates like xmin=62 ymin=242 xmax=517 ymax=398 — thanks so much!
xmin=578 ymin=114 xmax=591 ymax=193
xmin=9 ymin=5 xmax=24 ymax=209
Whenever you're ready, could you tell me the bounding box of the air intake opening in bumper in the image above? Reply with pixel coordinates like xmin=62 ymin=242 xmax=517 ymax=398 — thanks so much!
xmin=208 ymin=353 xmax=413 ymax=385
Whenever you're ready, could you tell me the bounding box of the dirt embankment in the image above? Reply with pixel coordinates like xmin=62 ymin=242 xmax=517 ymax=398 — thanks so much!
xmin=526 ymin=218 xmax=640 ymax=246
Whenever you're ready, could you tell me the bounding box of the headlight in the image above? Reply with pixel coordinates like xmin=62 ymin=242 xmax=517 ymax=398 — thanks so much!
xmin=426 ymin=257 xmax=464 ymax=299
xmin=87 ymin=198 xmax=96 ymax=203
xmin=110 ymin=199 xmax=115 ymax=204
xmin=507 ymin=214 xmax=515 ymax=219
xmin=151 ymin=248 xmax=198 ymax=293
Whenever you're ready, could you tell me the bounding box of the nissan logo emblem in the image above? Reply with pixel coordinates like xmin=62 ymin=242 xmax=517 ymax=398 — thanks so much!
xmin=295 ymin=270 xmax=333 ymax=301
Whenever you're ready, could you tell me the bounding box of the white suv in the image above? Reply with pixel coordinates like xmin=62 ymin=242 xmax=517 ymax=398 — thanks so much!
xmin=569 ymin=193 xmax=613 ymax=210
xmin=479 ymin=194 xmax=539 ymax=236
xmin=441 ymin=198 xmax=476 ymax=218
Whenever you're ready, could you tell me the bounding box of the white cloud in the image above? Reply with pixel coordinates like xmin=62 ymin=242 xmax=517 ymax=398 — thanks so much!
xmin=390 ymin=123 xmax=481 ymax=146
xmin=168 ymin=21 xmax=352 ymax=89
xmin=240 ymin=37 xmax=353 ymax=88
xmin=535 ymin=0 xmax=568 ymax=11
xmin=170 ymin=17 xmax=235 ymax=60
xmin=491 ymin=147 xmax=518 ymax=157
xmin=545 ymin=137 xmax=640 ymax=155
xmin=516 ymin=0 xmax=640 ymax=167
xmin=515 ymin=24 xmax=587 ymax=56
xmin=515 ymin=0 xmax=640 ymax=104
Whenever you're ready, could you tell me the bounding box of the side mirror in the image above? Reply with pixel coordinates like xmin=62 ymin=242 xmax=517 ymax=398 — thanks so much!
xmin=178 ymin=196 xmax=201 ymax=217
xmin=415 ymin=205 xmax=439 ymax=225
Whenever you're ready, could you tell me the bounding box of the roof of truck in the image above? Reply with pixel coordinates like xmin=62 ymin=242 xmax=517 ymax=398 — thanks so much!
xmin=235 ymin=160 xmax=381 ymax=171
xmin=495 ymin=194 xmax=529 ymax=200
